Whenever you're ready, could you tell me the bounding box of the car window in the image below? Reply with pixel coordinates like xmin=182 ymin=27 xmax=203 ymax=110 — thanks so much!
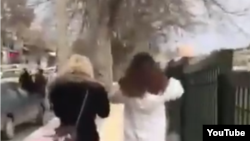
xmin=1 ymin=70 xmax=21 ymax=78
xmin=1 ymin=82 xmax=19 ymax=102
xmin=1 ymin=71 xmax=15 ymax=78
xmin=1 ymin=81 xmax=19 ymax=88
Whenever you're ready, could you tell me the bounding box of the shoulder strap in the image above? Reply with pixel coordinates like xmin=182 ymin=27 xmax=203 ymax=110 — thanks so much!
xmin=75 ymin=90 xmax=89 ymax=129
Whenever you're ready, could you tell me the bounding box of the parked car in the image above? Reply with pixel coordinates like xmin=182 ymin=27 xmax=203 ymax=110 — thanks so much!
xmin=1 ymin=80 xmax=49 ymax=140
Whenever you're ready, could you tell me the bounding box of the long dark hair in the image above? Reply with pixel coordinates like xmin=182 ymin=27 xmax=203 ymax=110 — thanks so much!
xmin=120 ymin=52 xmax=168 ymax=97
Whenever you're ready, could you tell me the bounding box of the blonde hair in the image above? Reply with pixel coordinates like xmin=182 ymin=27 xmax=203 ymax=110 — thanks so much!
xmin=59 ymin=54 xmax=94 ymax=78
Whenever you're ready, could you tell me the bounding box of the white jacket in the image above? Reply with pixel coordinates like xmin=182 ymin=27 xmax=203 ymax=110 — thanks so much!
xmin=110 ymin=77 xmax=184 ymax=141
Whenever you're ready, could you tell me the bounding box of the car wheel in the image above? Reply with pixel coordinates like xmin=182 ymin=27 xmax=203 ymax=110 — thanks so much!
xmin=36 ymin=105 xmax=46 ymax=125
xmin=2 ymin=117 xmax=15 ymax=140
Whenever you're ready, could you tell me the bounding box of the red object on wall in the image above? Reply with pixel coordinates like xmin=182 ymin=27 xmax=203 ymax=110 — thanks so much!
xmin=7 ymin=51 xmax=21 ymax=63
xmin=8 ymin=51 xmax=19 ymax=58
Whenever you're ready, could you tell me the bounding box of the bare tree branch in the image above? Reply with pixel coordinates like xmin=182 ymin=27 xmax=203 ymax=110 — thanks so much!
xmin=1 ymin=0 xmax=35 ymax=43
xmin=210 ymin=0 xmax=250 ymax=16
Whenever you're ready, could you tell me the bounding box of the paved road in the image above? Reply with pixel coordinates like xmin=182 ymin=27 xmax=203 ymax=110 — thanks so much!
xmin=1 ymin=112 xmax=54 ymax=141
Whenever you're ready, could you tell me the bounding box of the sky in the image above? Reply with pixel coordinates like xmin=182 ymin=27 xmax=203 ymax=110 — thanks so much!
xmin=31 ymin=0 xmax=250 ymax=55
xmin=159 ymin=0 xmax=250 ymax=54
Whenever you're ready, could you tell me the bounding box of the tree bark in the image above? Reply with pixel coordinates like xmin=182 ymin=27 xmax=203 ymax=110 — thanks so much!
xmin=94 ymin=27 xmax=113 ymax=89
xmin=72 ymin=25 xmax=113 ymax=90
xmin=1 ymin=36 xmax=3 ymax=64
xmin=55 ymin=0 xmax=70 ymax=68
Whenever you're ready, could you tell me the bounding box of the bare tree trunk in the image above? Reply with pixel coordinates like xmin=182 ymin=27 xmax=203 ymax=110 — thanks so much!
xmin=73 ymin=25 xmax=113 ymax=89
xmin=94 ymin=27 xmax=113 ymax=89
xmin=1 ymin=37 xmax=3 ymax=64
xmin=55 ymin=0 xmax=70 ymax=68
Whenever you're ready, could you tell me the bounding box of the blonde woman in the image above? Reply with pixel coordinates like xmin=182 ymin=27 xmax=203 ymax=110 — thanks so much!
xmin=49 ymin=54 xmax=110 ymax=141
xmin=110 ymin=52 xmax=184 ymax=141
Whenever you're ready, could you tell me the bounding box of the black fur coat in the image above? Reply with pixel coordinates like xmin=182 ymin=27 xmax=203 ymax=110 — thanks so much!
xmin=49 ymin=73 xmax=110 ymax=141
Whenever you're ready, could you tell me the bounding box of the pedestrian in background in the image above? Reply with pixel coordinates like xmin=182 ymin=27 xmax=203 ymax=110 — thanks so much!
xmin=46 ymin=66 xmax=58 ymax=110
xmin=19 ymin=68 xmax=34 ymax=93
xmin=49 ymin=54 xmax=110 ymax=141
xmin=34 ymin=68 xmax=47 ymax=97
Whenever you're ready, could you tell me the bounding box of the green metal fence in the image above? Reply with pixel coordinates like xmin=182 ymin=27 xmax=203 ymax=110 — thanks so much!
xmin=181 ymin=50 xmax=233 ymax=141
xmin=218 ymin=71 xmax=250 ymax=125
xmin=166 ymin=50 xmax=250 ymax=141
xmin=167 ymin=50 xmax=236 ymax=141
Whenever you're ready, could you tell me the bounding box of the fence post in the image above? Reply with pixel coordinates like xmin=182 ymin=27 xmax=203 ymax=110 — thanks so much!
xmin=217 ymin=73 xmax=236 ymax=124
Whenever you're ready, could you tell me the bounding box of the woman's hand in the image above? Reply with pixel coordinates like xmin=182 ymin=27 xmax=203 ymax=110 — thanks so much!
xmin=55 ymin=125 xmax=75 ymax=138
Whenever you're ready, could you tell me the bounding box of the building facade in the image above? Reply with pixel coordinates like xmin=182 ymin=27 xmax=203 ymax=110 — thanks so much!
xmin=233 ymin=46 xmax=250 ymax=71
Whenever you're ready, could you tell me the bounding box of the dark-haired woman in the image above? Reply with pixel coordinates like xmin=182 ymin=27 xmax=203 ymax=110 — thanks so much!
xmin=110 ymin=52 xmax=184 ymax=141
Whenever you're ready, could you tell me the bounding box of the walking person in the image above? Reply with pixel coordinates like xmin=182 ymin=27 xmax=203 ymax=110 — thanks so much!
xmin=48 ymin=66 xmax=58 ymax=84
xmin=49 ymin=54 xmax=110 ymax=141
xmin=19 ymin=68 xmax=34 ymax=93
xmin=46 ymin=66 xmax=58 ymax=110
xmin=34 ymin=68 xmax=47 ymax=97
xmin=110 ymin=52 xmax=184 ymax=141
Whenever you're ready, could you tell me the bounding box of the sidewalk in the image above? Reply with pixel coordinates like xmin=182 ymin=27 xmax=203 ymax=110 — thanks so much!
xmin=101 ymin=104 xmax=123 ymax=141
xmin=23 ymin=104 xmax=124 ymax=141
